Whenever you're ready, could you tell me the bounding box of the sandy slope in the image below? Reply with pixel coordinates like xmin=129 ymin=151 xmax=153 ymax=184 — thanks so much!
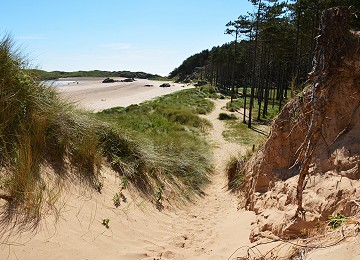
xmin=0 ymin=99 xmax=256 ymax=260
xmin=56 ymin=78 xmax=193 ymax=112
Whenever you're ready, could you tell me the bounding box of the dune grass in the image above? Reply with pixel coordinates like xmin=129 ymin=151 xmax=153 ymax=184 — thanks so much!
xmin=226 ymin=149 xmax=254 ymax=191
xmin=0 ymin=36 xmax=104 ymax=216
xmin=95 ymin=88 xmax=215 ymax=195
xmin=222 ymin=120 xmax=268 ymax=147
xmin=0 ymin=36 xmax=214 ymax=219
xmin=97 ymin=88 xmax=214 ymax=133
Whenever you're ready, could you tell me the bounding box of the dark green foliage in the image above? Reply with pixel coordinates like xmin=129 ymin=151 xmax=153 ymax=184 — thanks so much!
xmin=169 ymin=50 xmax=209 ymax=79
xmin=218 ymin=113 xmax=237 ymax=120
xmin=194 ymin=80 xmax=208 ymax=86
xmin=198 ymin=84 xmax=218 ymax=94
xmin=328 ymin=213 xmax=349 ymax=229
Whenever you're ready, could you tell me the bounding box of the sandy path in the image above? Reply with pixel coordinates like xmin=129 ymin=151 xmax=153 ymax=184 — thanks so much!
xmin=138 ymin=99 xmax=256 ymax=259
xmin=0 ymin=99 xmax=255 ymax=260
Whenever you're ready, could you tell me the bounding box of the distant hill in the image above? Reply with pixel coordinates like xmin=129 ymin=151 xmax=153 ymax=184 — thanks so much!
xmin=28 ymin=69 xmax=162 ymax=80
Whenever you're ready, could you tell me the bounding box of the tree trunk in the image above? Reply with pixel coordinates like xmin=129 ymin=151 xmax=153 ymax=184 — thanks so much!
xmin=262 ymin=54 xmax=271 ymax=118
xmin=243 ymin=84 xmax=247 ymax=123
xmin=257 ymin=45 xmax=266 ymax=121
xmin=292 ymin=0 xmax=302 ymax=89
xmin=231 ymin=31 xmax=238 ymax=103
xmin=248 ymin=0 xmax=262 ymax=129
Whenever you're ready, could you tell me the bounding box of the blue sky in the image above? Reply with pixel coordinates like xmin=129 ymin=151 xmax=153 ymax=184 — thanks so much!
xmin=1 ymin=0 xmax=253 ymax=75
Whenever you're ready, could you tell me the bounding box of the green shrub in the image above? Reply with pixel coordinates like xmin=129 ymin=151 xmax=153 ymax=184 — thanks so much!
xmin=199 ymin=84 xmax=218 ymax=94
xmin=163 ymin=109 xmax=211 ymax=129
xmin=328 ymin=213 xmax=349 ymax=229
xmin=218 ymin=113 xmax=237 ymax=120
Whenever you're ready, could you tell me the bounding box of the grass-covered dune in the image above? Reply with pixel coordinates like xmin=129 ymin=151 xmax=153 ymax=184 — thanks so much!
xmin=0 ymin=36 xmax=214 ymax=219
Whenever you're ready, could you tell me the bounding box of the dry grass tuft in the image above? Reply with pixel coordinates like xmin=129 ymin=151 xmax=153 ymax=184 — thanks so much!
xmin=226 ymin=149 xmax=254 ymax=191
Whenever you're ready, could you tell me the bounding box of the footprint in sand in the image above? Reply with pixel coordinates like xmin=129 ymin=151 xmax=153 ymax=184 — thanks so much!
xmin=161 ymin=250 xmax=175 ymax=258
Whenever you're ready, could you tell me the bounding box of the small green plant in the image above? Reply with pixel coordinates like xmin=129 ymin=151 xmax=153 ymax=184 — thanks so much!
xmin=155 ymin=184 xmax=165 ymax=211
xmin=156 ymin=184 xmax=164 ymax=202
xmin=120 ymin=175 xmax=127 ymax=191
xmin=95 ymin=181 xmax=103 ymax=193
xmin=328 ymin=213 xmax=349 ymax=229
xmin=113 ymin=193 xmax=120 ymax=207
xmin=114 ymin=176 xmax=128 ymax=204
xmin=102 ymin=218 xmax=110 ymax=228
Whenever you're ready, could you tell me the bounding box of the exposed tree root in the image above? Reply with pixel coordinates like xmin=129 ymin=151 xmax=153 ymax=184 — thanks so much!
xmin=229 ymin=215 xmax=360 ymax=259
xmin=294 ymin=6 xmax=353 ymax=217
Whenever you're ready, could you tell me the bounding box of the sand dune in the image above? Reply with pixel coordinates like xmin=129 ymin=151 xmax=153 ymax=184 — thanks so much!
xmin=0 ymin=99 xmax=258 ymax=260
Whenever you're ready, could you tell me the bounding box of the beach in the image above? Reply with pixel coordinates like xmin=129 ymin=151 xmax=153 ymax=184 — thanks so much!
xmin=55 ymin=78 xmax=193 ymax=111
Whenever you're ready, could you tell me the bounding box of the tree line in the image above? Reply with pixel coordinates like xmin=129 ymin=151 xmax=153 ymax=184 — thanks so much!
xmin=170 ymin=0 xmax=360 ymax=127
xmin=30 ymin=69 xmax=162 ymax=80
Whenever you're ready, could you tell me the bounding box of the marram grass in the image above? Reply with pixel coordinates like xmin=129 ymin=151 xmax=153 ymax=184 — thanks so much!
xmin=0 ymin=35 xmax=213 ymax=219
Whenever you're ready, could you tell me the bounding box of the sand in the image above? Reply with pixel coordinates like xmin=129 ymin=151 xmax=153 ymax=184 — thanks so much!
xmin=0 ymin=97 xmax=258 ymax=260
xmin=55 ymin=77 xmax=194 ymax=112
xmin=1 ymin=80 xmax=356 ymax=259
